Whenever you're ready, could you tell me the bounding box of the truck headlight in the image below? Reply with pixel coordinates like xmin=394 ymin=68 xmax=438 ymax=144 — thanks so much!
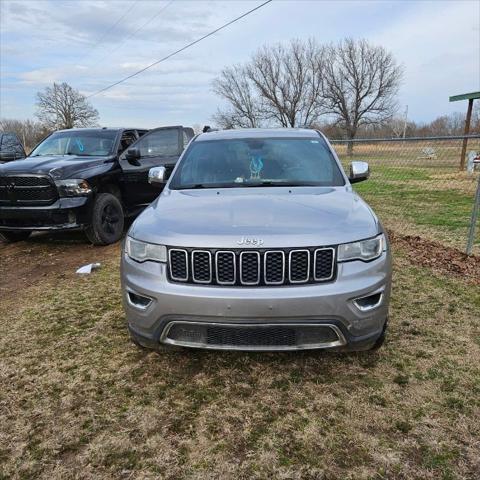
xmin=55 ymin=179 xmax=92 ymax=197
xmin=338 ymin=234 xmax=385 ymax=262
xmin=125 ymin=236 xmax=167 ymax=263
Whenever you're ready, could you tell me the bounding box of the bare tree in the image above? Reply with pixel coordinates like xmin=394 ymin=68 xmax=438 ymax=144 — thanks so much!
xmin=387 ymin=116 xmax=408 ymax=138
xmin=212 ymin=39 xmax=326 ymax=128
xmin=322 ymin=38 xmax=403 ymax=153
xmin=247 ymin=39 xmax=326 ymax=127
xmin=212 ymin=65 xmax=264 ymax=128
xmin=35 ymin=82 xmax=99 ymax=130
xmin=0 ymin=118 xmax=52 ymax=152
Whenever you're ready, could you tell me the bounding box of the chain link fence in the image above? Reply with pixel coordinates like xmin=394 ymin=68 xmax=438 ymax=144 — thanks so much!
xmin=331 ymin=135 xmax=480 ymax=255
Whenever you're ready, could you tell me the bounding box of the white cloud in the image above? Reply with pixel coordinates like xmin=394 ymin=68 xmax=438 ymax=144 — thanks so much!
xmin=1 ymin=0 xmax=479 ymax=126
xmin=371 ymin=0 xmax=480 ymax=120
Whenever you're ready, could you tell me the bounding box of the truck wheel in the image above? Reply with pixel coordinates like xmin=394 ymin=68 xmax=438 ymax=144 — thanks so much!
xmin=85 ymin=193 xmax=124 ymax=245
xmin=0 ymin=231 xmax=31 ymax=243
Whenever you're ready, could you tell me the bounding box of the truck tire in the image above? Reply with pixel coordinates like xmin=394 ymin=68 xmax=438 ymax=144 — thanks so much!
xmin=0 ymin=231 xmax=31 ymax=243
xmin=85 ymin=193 xmax=124 ymax=245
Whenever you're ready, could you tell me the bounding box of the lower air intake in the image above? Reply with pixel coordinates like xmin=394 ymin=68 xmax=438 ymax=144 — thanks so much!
xmin=162 ymin=322 xmax=346 ymax=351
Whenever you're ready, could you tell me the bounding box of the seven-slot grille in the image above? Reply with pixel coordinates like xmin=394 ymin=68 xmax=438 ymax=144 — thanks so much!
xmin=167 ymin=247 xmax=335 ymax=287
xmin=0 ymin=175 xmax=58 ymax=205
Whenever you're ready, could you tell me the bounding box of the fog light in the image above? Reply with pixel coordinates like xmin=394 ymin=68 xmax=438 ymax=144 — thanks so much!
xmin=127 ymin=291 xmax=152 ymax=310
xmin=353 ymin=291 xmax=383 ymax=312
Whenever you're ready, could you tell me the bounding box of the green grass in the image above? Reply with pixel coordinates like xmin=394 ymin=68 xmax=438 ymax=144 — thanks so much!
xmin=334 ymin=139 xmax=480 ymax=253
xmin=346 ymin=164 xmax=480 ymax=252
xmin=356 ymin=181 xmax=475 ymax=230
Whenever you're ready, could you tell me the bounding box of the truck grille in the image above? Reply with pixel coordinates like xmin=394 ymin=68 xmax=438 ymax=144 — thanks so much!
xmin=167 ymin=247 xmax=335 ymax=287
xmin=0 ymin=175 xmax=58 ymax=205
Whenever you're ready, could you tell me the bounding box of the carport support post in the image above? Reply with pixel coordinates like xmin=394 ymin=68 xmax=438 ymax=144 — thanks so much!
xmin=466 ymin=174 xmax=480 ymax=255
xmin=460 ymin=99 xmax=473 ymax=171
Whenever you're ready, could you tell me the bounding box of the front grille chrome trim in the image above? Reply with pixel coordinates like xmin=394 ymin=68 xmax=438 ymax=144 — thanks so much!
xmin=288 ymin=249 xmax=311 ymax=284
xmin=239 ymin=251 xmax=261 ymax=285
xmin=313 ymin=247 xmax=336 ymax=281
xmin=161 ymin=321 xmax=347 ymax=351
xmin=215 ymin=250 xmax=236 ymax=285
xmin=167 ymin=247 xmax=336 ymax=287
xmin=191 ymin=250 xmax=212 ymax=284
xmin=168 ymin=248 xmax=189 ymax=281
xmin=263 ymin=250 xmax=285 ymax=285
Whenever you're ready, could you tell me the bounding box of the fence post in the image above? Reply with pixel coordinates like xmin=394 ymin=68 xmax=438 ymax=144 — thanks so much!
xmin=460 ymin=99 xmax=474 ymax=170
xmin=466 ymin=174 xmax=480 ymax=255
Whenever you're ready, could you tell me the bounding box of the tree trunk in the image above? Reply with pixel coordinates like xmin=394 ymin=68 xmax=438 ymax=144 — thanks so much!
xmin=346 ymin=130 xmax=356 ymax=156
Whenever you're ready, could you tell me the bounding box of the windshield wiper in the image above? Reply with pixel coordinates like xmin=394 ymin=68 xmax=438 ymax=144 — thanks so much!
xmin=243 ymin=180 xmax=321 ymax=187
xmin=179 ymin=183 xmax=237 ymax=189
xmin=65 ymin=152 xmax=98 ymax=157
xmin=29 ymin=154 xmax=63 ymax=157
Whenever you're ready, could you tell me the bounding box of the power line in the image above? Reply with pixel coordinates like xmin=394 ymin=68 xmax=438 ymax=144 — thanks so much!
xmin=88 ymin=0 xmax=176 ymax=69
xmin=86 ymin=0 xmax=273 ymax=98
xmin=80 ymin=0 xmax=140 ymax=60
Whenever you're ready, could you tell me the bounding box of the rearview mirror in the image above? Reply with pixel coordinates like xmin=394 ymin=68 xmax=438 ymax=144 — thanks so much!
xmin=349 ymin=161 xmax=370 ymax=184
xmin=126 ymin=148 xmax=141 ymax=166
xmin=148 ymin=166 xmax=167 ymax=185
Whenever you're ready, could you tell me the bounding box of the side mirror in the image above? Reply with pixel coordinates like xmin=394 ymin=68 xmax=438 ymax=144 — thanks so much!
xmin=148 ymin=166 xmax=167 ymax=185
xmin=126 ymin=148 xmax=141 ymax=166
xmin=349 ymin=161 xmax=370 ymax=184
xmin=0 ymin=150 xmax=18 ymax=162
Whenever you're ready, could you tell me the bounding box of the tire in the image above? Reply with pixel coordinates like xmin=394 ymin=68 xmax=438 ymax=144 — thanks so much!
xmin=0 ymin=231 xmax=31 ymax=243
xmin=369 ymin=318 xmax=388 ymax=351
xmin=85 ymin=193 xmax=124 ymax=246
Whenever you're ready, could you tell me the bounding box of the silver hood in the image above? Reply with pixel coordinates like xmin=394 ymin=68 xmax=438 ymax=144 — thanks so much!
xmin=129 ymin=186 xmax=379 ymax=249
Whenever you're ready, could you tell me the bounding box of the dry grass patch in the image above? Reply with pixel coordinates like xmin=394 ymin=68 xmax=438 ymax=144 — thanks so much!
xmin=0 ymin=238 xmax=479 ymax=479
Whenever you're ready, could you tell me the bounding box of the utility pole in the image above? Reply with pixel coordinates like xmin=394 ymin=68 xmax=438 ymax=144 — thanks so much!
xmin=402 ymin=105 xmax=408 ymax=139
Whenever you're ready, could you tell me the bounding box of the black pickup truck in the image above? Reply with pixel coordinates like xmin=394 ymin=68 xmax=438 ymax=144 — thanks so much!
xmin=0 ymin=126 xmax=193 ymax=245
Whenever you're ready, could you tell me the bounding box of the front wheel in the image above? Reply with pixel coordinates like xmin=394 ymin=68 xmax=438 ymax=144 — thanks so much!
xmin=0 ymin=231 xmax=31 ymax=243
xmin=85 ymin=193 xmax=124 ymax=245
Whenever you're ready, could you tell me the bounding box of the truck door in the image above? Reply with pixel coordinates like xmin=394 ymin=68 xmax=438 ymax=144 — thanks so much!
xmin=119 ymin=126 xmax=193 ymax=206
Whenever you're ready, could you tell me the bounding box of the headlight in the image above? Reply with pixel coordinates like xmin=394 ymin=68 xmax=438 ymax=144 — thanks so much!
xmin=338 ymin=234 xmax=385 ymax=262
xmin=55 ymin=179 xmax=92 ymax=197
xmin=125 ymin=236 xmax=167 ymax=263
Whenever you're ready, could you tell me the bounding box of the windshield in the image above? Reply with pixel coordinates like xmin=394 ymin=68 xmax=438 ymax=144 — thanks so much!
xmin=30 ymin=130 xmax=117 ymax=157
xmin=169 ymin=137 xmax=345 ymax=189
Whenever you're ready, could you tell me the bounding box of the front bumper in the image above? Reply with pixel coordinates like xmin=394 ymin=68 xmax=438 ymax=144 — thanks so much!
xmin=121 ymin=250 xmax=392 ymax=352
xmin=0 ymin=197 xmax=92 ymax=231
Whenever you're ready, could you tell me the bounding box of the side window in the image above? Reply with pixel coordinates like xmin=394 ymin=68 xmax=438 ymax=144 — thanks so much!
xmin=118 ymin=131 xmax=137 ymax=154
xmin=135 ymin=129 xmax=180 ymax=157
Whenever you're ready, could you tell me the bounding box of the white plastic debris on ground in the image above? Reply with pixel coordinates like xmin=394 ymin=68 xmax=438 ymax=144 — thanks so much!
xmin=76 ymin=263 xmax=101 ymax=275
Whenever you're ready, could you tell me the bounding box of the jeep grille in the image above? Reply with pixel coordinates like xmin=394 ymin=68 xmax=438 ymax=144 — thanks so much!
xmin=167 ymin=247 xmax=335 ymax=287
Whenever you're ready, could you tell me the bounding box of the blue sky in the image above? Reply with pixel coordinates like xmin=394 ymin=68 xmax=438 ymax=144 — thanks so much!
xmin=0 ymin=0 xmax=479 ymax=128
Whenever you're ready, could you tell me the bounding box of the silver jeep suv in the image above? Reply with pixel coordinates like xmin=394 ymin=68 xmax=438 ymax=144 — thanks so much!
xmin=121 ymin=129 xmax=391 ymax=352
